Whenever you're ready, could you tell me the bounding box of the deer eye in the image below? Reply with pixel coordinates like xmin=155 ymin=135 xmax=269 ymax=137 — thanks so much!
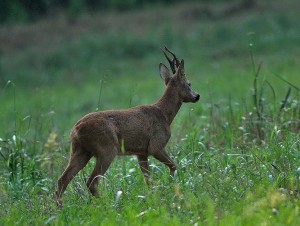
xmin=187 ymin=82 xmax=191 ymax=87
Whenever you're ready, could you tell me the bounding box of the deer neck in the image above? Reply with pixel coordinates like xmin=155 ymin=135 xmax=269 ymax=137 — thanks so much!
xmin=154 ymin=84 xmax=182 ymax=125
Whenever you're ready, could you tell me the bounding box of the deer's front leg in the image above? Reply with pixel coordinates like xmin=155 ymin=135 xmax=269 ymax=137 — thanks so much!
xmin=137 ymin=155 xmax=151 ymax=184
xmin=152 ymin=149 xmax=176 ymax=177
xmin=149 ymin=139 xmax=176 ymax=177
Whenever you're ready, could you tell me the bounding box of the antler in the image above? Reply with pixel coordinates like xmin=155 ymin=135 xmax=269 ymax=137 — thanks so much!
xmin=160 ymin=46 xmax=181 ymax=74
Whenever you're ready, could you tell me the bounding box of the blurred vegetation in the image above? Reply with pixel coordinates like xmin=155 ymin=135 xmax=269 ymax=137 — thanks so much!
xmin=0 ymin=0 xmax=245 ymax=23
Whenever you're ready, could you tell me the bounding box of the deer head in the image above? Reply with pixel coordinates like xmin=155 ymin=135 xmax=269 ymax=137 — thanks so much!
xmin=159 ymin=46 xmax=200 ymax=103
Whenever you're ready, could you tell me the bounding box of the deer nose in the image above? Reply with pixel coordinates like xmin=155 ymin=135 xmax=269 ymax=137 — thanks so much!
xmin=194 ymin=94 xmax=200 ymax=102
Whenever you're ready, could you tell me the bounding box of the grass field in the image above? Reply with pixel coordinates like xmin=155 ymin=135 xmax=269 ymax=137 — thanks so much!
xmin=0 ymin=0 xmax=300 ymax=225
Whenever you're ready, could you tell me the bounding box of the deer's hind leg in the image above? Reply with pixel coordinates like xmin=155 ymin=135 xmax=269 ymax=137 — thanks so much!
xmin=56 ymin=144 xmax=92 ymax=207
xmin=86 ymin=142 xmax=118 ymax=197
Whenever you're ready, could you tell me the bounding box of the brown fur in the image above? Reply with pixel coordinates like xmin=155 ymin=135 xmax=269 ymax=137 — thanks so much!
xmin=55 ymin=49 xmax=200 ymax=207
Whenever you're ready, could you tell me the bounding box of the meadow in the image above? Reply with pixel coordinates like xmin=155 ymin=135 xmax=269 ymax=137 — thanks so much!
xmin=0 ymin=0 xmax=300 ymax=225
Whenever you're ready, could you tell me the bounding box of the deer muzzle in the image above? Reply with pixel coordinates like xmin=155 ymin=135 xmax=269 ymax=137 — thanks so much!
xmin=193 ymin=93 xmax=200 ymax=103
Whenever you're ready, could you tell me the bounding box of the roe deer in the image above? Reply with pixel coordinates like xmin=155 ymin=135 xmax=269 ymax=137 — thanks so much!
xmin=55 ymin=47 xmax=200 ymax=207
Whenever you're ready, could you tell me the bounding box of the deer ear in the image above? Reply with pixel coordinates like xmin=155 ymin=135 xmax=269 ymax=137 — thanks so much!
xmin=159 ymin=63 xmax=171 ymax=85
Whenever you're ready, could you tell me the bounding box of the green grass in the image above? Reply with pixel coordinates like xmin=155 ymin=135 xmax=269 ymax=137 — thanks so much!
xmin=1 ymin=0 xmax=300 ymax=225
